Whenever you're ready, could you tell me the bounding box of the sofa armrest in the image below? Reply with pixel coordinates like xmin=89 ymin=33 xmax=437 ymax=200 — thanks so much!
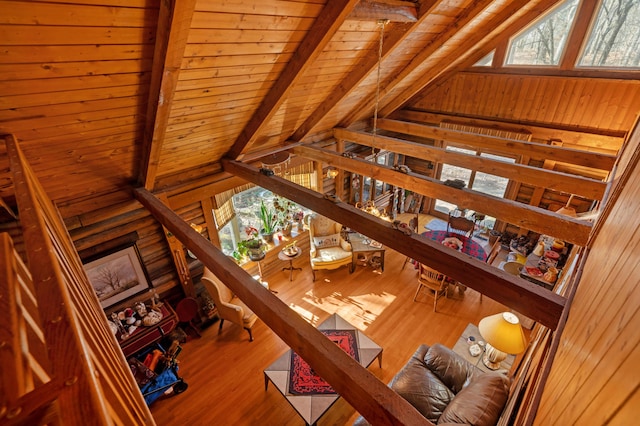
xmin=424 ymin=343 xmax=478 ymax=394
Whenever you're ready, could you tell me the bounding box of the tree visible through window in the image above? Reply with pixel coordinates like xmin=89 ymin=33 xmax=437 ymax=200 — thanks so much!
xmin=579 ymin=0 xmax=640 ymax=68
xmin=506 ymin=0 xmax=579 ymax=66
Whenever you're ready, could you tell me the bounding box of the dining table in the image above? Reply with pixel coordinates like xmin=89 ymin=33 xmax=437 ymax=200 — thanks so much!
xmin=419 ymin=231 xmax=488 ymax=294
xmin=421 ymin=230 xmax=488 ymax=261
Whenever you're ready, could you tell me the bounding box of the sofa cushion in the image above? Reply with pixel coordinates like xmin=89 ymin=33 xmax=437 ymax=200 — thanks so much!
xmin=390 ymin=353 xmax=455 ymax=423
xmin=438 ymin=372 xmax=510 ymax=426
xmin=313 ymin=233 xmax=341 ymax=248
xmin=425 ymin=343 xmax=477 ymax=394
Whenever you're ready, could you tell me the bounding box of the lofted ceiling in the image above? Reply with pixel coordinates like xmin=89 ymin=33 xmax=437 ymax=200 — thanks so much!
xmin=0 ymin=0 xmax=569 ymax=210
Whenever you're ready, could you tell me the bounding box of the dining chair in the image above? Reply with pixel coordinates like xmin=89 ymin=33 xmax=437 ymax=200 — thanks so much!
xmin=447 ymin=214 xmax=475 ymax=238
xmin=414 ymin=263 xmax=448 ymax=312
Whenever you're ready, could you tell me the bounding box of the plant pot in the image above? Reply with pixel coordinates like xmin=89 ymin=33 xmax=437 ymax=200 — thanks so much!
xmin=296 ymin=221 xmax=304 ymax=232
xmin=261 ymin=231 xmax=274 ymax=243
xmin=248 ymin=248 xmax=265 ymax=261
xmin=282 ymin=222 xmax=292 ymax=236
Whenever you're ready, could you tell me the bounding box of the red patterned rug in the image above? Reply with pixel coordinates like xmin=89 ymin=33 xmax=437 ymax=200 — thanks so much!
xmin=289 ymin=329 xmax=359 ymax=395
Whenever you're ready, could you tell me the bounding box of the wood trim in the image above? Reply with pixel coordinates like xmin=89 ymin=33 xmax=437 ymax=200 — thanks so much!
xmin=134 ymin=187 xmax=433 ymax=426
xmin=334 ymin=127 xmax=607 ymax=200
xmin=221 ymin=159 xmax=566 ymax=329
xmin=226 ymin=0 xmax=361 ymax=160
xmin=292 ymin=144 xmax=591 ymax=246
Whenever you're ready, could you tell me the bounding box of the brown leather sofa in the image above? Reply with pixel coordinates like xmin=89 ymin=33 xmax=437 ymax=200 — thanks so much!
xmin=354 ymin=344 xmax=510 ymax=425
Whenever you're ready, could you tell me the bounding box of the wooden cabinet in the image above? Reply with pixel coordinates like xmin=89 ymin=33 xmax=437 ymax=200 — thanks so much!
xmin=117 ymin=303 xmax=178 ymax=357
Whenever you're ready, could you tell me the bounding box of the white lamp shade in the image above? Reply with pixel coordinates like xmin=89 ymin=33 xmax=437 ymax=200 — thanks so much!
xmin=478 ymin=312 xmax=527 ymax=355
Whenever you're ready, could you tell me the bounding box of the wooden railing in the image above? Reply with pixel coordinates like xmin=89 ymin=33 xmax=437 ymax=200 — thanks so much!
xmin=0 ymin=134 xmax=153 ymax=425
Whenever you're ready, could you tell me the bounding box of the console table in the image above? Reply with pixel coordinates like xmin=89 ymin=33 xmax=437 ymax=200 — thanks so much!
xmin=117 ymin=302 xmax=178 ymax=357
xmin=452 ymin=323 xmax=514 ymax=374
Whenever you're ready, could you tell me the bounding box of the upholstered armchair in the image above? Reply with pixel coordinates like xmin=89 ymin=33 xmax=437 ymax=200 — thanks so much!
xmin=201 ymin=267 xmax=258 ymax=341
xmin=308 ymin=214 xmax=353 ymax=281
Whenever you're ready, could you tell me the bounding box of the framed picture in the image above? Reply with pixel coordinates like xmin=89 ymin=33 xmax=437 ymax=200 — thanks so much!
xmin=84 ymin=245 xmax=150 ymax=308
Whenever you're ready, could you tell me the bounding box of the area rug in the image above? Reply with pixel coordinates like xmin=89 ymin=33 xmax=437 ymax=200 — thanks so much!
xmin=425 ymin=218 xmax=448 ymax=232
xmin=288 ymin=329 xmax=359 ymax=395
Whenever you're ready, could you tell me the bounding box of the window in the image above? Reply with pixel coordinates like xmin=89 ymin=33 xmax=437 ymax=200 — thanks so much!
xmin=506 ymin=0 xmax=579 ymax=66
xmin=214 ymin=186 xmax=312 ymax=259
xmin=474 ymin=51 xmax=495 ymax=67
xmin=433 ymin=148 xmax=516 ymax=229
xmin=578 ymin=0 xmax=640 ymax=68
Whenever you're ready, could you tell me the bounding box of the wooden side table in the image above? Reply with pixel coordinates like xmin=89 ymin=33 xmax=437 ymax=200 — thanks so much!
xmin=278 ymin=247 xmax=302 ymax=281
xmin=350 ymin=233 xmax=385 ymax=272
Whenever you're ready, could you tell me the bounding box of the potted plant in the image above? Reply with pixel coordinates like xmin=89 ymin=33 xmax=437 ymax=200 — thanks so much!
xmin=273 ymin=196 xmax=294 ymax=236
xmin=259 ymin=200 xmax=278 ymax=242
xmin=233 ymin=226 xmax=265 ymax=261
xmin=292 ymin=210 xmax=304 ymax=231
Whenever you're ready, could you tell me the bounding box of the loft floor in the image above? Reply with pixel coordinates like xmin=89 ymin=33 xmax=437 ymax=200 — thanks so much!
xmin=150 ymin=214 xmax=511 ymax=425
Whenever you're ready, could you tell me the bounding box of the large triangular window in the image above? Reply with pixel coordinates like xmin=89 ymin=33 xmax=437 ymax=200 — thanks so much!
xmin=578 ymin=0 xmax=640 ymax=68
xmin=506 ymin=0 xmax=580 ymax=66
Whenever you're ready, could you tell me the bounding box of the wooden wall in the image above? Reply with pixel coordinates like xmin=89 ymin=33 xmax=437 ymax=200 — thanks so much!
xmin=534 ymin=124 xmax=640 ymax=423
xmin=411 ymin=72 xmax=639 ymax=139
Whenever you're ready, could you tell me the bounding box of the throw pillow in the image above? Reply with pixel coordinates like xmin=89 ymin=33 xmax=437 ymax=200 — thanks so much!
xmin=313 ymin=233 xmax=340 ymax=249
xmin=438 ymin=372 xmax=510 ymax=426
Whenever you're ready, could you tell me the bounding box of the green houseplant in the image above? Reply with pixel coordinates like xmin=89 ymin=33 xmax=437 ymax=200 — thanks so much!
xmin=233 ymin=226 xmax=265 ymax=262
xmin=259 ymin=200 xmax=278 ymax=242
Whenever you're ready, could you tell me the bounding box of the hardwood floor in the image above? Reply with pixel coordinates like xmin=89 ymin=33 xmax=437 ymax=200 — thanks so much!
xmin=150 ymin=214 xmax=509 ymax=425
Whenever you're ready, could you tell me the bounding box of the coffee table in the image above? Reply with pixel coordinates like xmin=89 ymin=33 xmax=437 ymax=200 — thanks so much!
xmin=264 ymin=314 xmax=383 ymax=425
xmin=349 ymin=233 xmax=385 ymax=271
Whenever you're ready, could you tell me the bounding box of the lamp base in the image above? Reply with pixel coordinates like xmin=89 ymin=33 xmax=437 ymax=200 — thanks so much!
xmin=482 ymin=343 xmax=507 ymax=370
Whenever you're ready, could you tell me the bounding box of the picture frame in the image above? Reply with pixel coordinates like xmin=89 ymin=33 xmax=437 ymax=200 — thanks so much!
xmin=84 ymin=245 xmax=150 ymax=308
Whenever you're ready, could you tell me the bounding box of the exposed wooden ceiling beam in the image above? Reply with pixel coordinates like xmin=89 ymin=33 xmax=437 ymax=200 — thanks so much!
xmin=376 ymin=119 xmax=617 ymax=170
xmin=291 ymin=144 xmax=592 ymax=246
xmin=333 ymin=127 xmax=607 ymax=200
xmin=341 ymin=0 xmax=497 ymax=125
xmin=226 ymin=0 xmax=361 ymax=160
xmin=138 ymin=0 xmax=197 ymax=191
xmin=134 ymin=187 xmax=432 ymax=426
xmin=380 ymin=0 xmax=563 ymax=116
xmin=290 ymin=0 xmax=441 ymax=141
xmin=348 ymin=0 xmax=418 ymax=22
xmin=221 ymin=159 xmax=565 ymax=330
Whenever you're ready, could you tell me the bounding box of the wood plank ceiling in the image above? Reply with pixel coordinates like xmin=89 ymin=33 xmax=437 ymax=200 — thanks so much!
xmin=0 ymin=0 xmax=572 ymax=208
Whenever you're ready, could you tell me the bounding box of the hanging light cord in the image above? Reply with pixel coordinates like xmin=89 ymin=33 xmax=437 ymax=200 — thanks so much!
xmin=372 ymin=19 xmax=388 ymax=158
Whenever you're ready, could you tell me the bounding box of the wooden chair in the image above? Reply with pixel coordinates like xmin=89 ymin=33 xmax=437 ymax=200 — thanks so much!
xmin=480 ymin=238 xmax=502 ymax=302
xmin=447 ymin=214 xmax=475 ymax=237
xmin=414 ymin=263 xmax=448 ymax=312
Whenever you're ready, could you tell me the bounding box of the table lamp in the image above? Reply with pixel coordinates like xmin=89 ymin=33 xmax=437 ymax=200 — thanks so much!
xmin=478 ymin=312 xmax=527 ymax=370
